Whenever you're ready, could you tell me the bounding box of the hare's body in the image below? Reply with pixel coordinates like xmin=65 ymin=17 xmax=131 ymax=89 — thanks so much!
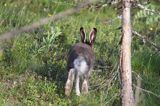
xmin=67 ymin=43 xmax=95 ymax=74
xmin=65 ymin=27 xmax=97 ymax=96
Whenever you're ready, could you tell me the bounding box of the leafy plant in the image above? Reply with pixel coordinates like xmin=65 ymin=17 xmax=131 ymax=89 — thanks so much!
xmin=33 ymin=26 xmax=61 ymax=55
xmin=134 ymin=3 xmax=160 ymax=25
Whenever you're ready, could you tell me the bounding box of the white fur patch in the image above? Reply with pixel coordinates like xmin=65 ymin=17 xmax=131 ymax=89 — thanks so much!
xmin=73 ymin=56 xmax=88 ymax=76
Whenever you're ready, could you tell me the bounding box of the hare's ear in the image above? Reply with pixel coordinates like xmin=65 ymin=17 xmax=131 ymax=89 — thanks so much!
xmin=80 ymin=27 xmax=86 ymax=43
xmin=89 ymin=28 xmax=97 ymax=44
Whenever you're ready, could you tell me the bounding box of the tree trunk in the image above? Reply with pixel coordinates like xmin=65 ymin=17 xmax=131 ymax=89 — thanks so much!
xmin=120 ymin=0 xmax=135 ymax=106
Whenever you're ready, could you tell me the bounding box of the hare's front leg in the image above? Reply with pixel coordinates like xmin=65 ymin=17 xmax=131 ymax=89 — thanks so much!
xmin=65 ymin=69 xmax=75 ymax=96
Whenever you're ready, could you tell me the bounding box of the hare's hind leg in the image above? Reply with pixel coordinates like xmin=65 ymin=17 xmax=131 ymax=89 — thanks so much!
xmin=75 ymin=72 xmax=81 ymax=96
xmin=82 ymin=73 xmax=89 ymax=95
xmin=65 ymin=69 xmax=75 ymax=96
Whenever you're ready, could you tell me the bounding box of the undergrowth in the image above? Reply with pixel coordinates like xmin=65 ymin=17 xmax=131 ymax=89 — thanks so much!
xmin=0 ymin=0 xmax=160 ymax=106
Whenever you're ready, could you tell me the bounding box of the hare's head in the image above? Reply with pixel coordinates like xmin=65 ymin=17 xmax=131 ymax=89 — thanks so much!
xmin=80 ymin=27 xmax=97 ymax=47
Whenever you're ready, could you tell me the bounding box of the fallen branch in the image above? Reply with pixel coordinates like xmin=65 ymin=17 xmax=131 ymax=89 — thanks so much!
xmin=0 ymin=0 xmax=97 ymax=41
xmin=135 ymin=75 xmax=142 ymax=106
xmin=132 ymin=30 xmax=160 ymax=51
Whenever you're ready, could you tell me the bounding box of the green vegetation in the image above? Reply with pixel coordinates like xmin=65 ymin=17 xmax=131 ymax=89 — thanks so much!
xmin=0 ymin=0 xmax=160 ymax=105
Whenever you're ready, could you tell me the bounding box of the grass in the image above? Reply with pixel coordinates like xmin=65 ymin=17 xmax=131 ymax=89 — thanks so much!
xmin=0 ymin=0 xmax=160 ymax=106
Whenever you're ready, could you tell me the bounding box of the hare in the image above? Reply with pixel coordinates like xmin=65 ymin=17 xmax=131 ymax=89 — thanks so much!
xmin=65 ymin=27 xmax=97 ymax=96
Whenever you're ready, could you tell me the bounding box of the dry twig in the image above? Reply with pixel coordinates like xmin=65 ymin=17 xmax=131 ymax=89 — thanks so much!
xmin=136 ymin=3 xmax=160 ymax=15
xmin=132 ymin=30 xmax=160 ymax=51
xmin=133 ymin=84 xmax=160 ymax=98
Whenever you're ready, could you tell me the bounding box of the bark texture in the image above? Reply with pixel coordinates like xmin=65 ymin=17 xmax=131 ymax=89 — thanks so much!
xmin=120 ymin=0 xmax=135 ymax=106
